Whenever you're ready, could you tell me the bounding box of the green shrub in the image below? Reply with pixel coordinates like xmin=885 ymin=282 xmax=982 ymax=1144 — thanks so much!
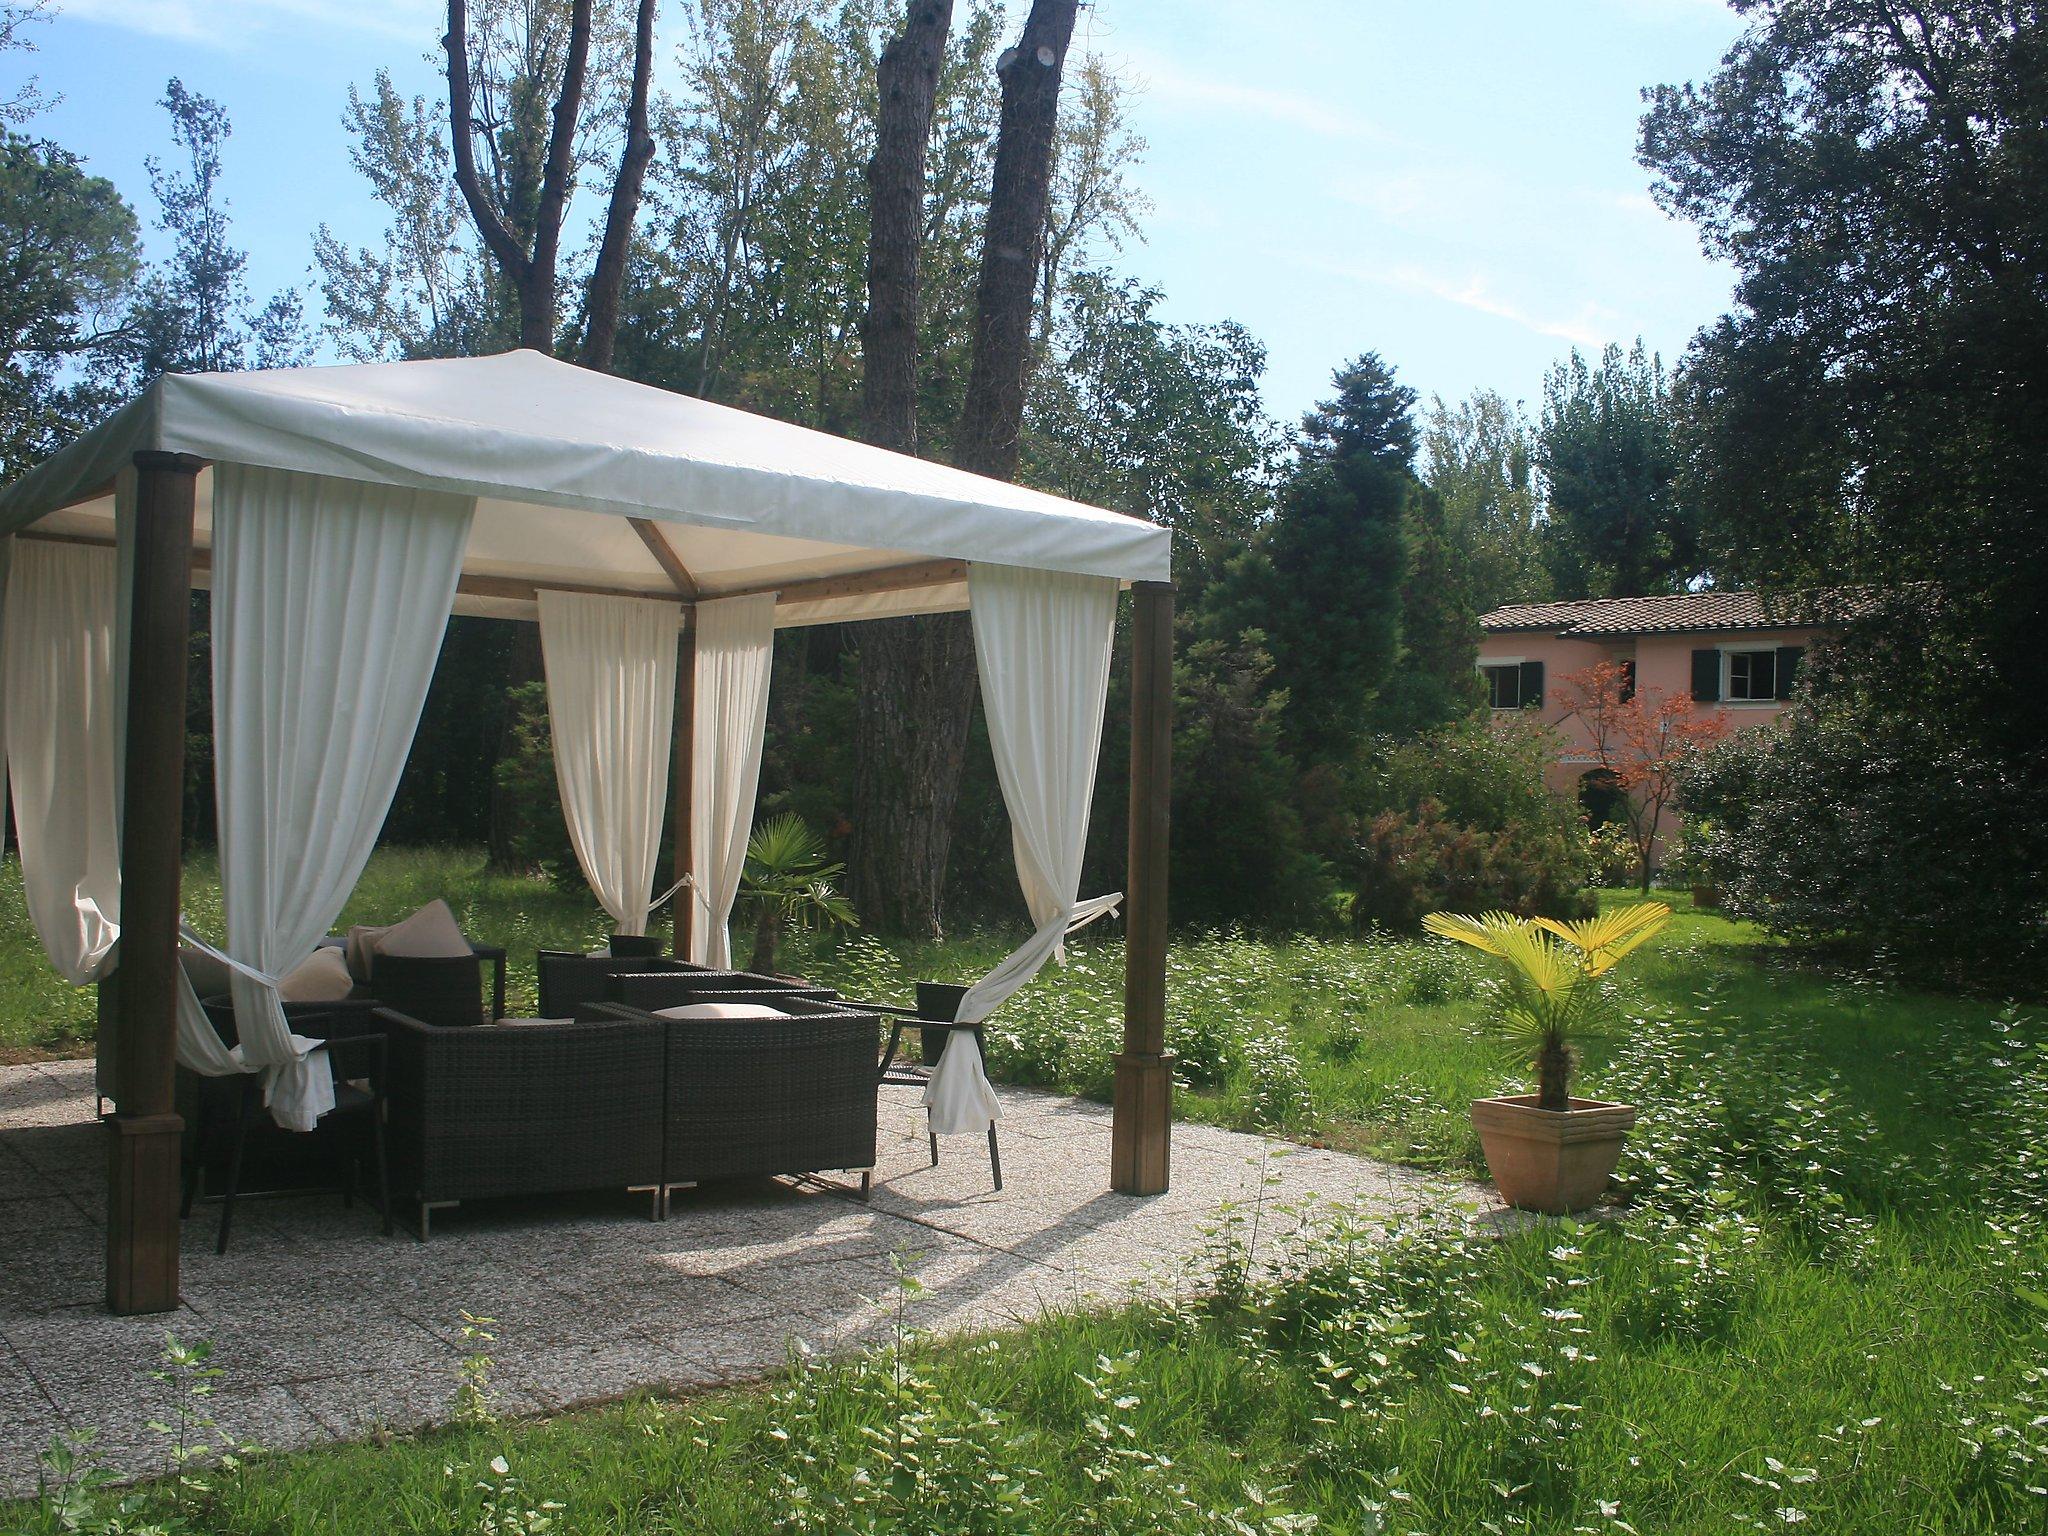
xmin=1680 ymin=646 xmax=2048 ymax=983
xmin=1350 ymin=797 xmax=1597 ymax=932
xmin=1348 ymin=715 xmax=1597 ymax=931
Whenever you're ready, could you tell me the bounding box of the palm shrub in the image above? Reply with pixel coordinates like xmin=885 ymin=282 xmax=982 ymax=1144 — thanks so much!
xmin=738 ymin=814 xmax=857 ymax=975
xmin=1422 ymin=902 xmax=1671 ymax=1109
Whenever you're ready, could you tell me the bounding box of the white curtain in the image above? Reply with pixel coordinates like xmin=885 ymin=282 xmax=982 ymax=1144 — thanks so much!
xmin=927 ymin=563 xmax=1122 ymax=1136
xmin=538 ymin=590 xmax=682 ymax=937
xmin=688 ymin=592 xmax=775 ymax=968
xmin=2 ymin=539 xmax=123 ymax=986
xmin=212 ymin=465 xmax=474 ymax=1130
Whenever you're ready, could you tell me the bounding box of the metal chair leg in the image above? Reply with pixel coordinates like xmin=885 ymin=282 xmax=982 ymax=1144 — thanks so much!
xmin=929 ymin=1130 xmax=939 ymax=1167
xmin=216 ymin=1082 xmax=255 ymax=1256
xmin=371 ymin=1106 xmax=392 ymax=1238
xmin=987 ymin=1125 xmax=1002 ymax=1192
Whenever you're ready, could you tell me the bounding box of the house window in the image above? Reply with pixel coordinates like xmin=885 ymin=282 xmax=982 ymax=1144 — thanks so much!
xmin=1481 ymin=659 xmax=1542 ymax=710
xmin=1725 ymin=648 xmax=1778 ymax=702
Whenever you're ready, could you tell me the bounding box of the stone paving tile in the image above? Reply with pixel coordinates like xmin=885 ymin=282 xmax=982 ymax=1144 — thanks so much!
xmin=0 ymin=1061 xmax=1477 ymax=1491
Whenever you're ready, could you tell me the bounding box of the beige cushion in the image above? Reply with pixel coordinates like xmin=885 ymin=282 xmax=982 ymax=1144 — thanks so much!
xmin=342 ymin=924 xmax=389 ymax=981
xmin=179 ymin=942 xmax=234 ymax=1000
xmin=277 ymin=947 xmax=355 ymax=1004
xmin=654 ymin=1001 xmax=790 ymax=1021
xmin=367 ymin=900 xmax=471 ymax=962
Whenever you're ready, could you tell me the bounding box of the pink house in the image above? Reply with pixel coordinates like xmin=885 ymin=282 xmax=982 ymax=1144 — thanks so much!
xmin=1475 ymin=592 xmax=1841 ymax=821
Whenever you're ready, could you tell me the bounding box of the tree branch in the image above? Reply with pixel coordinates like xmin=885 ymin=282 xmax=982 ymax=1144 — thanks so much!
xmin=442 ymin=0 xmax=528 ymax=283
xmin=578 ymin=0 xmax=658 ymax=371
xmin=526 ymin=0 xmax=593 ymax=339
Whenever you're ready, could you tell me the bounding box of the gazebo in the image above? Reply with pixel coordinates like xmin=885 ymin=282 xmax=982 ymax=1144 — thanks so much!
xmin=0 ymin=349 xmax=1175 ymax=1316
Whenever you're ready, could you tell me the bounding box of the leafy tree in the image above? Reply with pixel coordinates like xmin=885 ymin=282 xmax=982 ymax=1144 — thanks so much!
xmin=1167 ymin=631 xmax=1333 ymax=931
xmin=1555 ymin=658 xmax=1730 ymax=892
xmin=315 ymin=72 xmax=505 ymax=360
xmin=1367 ymin=483 xmax=1481 ymax=738
xmin=1641 ymin=0 xmax=2048 ymax=911
xmin=0 ymin=132 xmax=140 ymax=473
xmin=1261 ymin=447 xmax=1408 ymax=763
xmin=1299 ymin=350 xmax=1417 ymax=470
xmin=106 ymin=80 xmax=309 ymax=389
xmin=1537 ymin=340 xmax=1697 ymax=598
xmin=0 ymin=1 xmax=52 ymax=124
xmin=1025 ymin=273 xmax=1282 ymax=584
xmin=1420 ymin=388 xmax=1549 ymax=612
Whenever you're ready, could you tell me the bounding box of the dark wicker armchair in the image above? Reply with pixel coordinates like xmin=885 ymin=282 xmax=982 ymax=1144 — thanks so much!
xmin=369 ymin=945 xmax=508 ymax=1029
xmin=534 ymin=949 xmax=694 ymax=1019
xmin=375 ymin=1007 xmax=666 ymax=1238
xmin=605 ymin=968 xmax=837 ymax=1012
xmin=595 ymin=993 xmax=880 ymax=1201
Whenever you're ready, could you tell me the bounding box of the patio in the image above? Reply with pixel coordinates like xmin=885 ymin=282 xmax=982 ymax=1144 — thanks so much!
xmin=0 ymin=1058 xmax=1460 ymax=1493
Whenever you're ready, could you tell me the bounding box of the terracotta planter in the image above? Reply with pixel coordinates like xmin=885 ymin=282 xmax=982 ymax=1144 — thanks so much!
xmin=1471 ymin=1095 xmax=1636 ymax=1215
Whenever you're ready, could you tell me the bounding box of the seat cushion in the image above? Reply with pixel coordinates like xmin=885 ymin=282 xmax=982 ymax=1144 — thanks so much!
xmin=361 ymin=899 xmax=471 ymax=967
xmin=179 ymin=942 xmax=233 ymax=1000
xmin=278 ymin=947 xmax=356 ymax=1003
xmin=654 ymin=1002 xmax=791 ymax=1021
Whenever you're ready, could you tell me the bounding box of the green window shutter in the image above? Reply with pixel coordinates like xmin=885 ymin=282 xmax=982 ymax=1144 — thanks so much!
xmin=1775 ymin=645 xmax=1804 ymax=700
xmin=1518 ymin=659 xmax=1545 ymax=709
xmin=1691 ymin=648 xmax=1721 ymax=703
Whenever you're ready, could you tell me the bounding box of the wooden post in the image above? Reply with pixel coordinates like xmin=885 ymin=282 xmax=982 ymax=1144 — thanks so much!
xmin=106 ymin=451 xmax=200 ymax=1315
xmin=671 ymin=618 xmax=696 ymax=960
xmin=1112 ymin=580 xmax=1173 ymax=1195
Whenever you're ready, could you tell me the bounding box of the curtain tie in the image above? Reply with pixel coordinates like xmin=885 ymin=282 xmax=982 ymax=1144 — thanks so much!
xmin=1052 ymin=890 xmax=1123 ymax=966
xmin=176 ymin=919 xmax=284 ymax=991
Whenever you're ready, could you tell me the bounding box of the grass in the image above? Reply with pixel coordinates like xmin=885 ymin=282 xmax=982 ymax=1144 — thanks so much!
xmin=6 ymin=848 xmax=2045 ymax=1532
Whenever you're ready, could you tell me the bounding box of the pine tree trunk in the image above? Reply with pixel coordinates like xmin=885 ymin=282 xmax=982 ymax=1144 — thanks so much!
xmin=849 ymin=0 xmax=1078 ymax=937
xmin=849 ymin=0 xmax=960 ymax=936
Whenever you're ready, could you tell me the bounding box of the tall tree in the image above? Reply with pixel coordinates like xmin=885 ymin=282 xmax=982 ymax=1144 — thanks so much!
xmin=0 ymin=132 xmax=140 ymax=473
xmin=861 ymin=0 xmax=953 ymax=453
xmin=1536 ymin=340 xmax=1697 ymax=598
xmin=1299 ymin=351 xmax=1417 ymax=470
xmin=1641 ymin=0 xmax=2048 ymax=955
xmin=441 ymin=0 xmax=655 ymax=361
xmin=1420 ymin=387 xmax=1549 ymax=613
xmin=108 ymin=80 xmax=309 ymax=388
xmin=849 ymin=0 xmax=1081 ymax=936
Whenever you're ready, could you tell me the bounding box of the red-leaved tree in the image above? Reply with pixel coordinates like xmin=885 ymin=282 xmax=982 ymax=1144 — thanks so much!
xmin=1557 ymin=660 xmax=1730 ymax=892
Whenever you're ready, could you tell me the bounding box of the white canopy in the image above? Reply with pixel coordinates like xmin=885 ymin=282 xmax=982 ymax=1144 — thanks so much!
xmin=0 ymin=350 xmax=1168 ymax=625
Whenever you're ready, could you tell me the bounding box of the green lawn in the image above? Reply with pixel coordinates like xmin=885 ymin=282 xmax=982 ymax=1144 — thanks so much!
xmin=7 ymin=849 xmax=2045 ymax=1533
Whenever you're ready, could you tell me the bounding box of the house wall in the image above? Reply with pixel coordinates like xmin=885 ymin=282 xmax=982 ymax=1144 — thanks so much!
xmin=1475 ymin=625 xmax=1824 ymax=846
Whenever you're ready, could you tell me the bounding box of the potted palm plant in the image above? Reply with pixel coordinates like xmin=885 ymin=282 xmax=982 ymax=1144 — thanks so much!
xmin=738 ymin=813 xmax=859 ymax=975
xmin=1423 ymin=902 xmax=1672 ymax=1214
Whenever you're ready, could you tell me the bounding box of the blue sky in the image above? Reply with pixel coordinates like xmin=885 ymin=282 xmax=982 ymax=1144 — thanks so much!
xmin=6 ymin=0 xmax=1743 ymax=426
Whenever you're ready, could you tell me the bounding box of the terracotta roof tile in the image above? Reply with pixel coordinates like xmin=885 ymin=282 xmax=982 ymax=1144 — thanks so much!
xmin=1479 ymin=589 xmax=1882 ymax=638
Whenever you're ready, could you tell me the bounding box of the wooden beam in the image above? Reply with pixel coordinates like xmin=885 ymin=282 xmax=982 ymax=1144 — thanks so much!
xmin=17 ymin=531 xmax=966 ymax=620
xmin=1111 ymin=580 xmax=1173 ymax=1196
xmin=711 ymin=557 xmax=967 ymax=607
xmin=107 ymin=451 xmax=200 ymax=1315
xmin=629 ymin=518 xmax=699 ymax=601
xmin=671 ymin=622 xmax=697 ymax=960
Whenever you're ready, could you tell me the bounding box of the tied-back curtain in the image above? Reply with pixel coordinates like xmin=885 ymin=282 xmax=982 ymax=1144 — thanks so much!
xmin=1 ymin=539 xmax=123 ymax=985
xmin=928 ymin=563 xmax=1122 ymax=1136
xmin=213 ymin=465 xmax=474 ymax=1130
xmin=537 ymin=590 xmax=682 ymax=937
xmin=688 ymin=593 xmax=775 ymax=968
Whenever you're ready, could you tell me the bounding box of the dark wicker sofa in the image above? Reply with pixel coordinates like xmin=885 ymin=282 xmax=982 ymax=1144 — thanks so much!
xmin=374 ymin=1008 xmax=666 ymax=1237
xmin=595 ymin=993 xmax=881 ymax=1202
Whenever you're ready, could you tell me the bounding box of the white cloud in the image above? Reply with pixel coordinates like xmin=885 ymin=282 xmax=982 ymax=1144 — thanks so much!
xmin=1117 ymin=47 xmax=1394 ymax=144
xmin=60 ymin=0 xmax=433 ymax=45
xmin=1293 ymin=253 xmax=1620 ymax=350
